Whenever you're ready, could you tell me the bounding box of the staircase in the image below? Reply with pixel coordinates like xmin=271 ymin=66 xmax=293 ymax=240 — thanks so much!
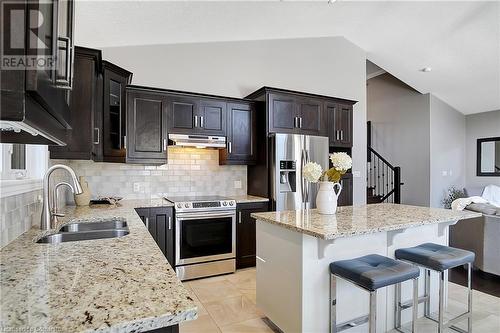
xmin=367 ymin=121 xmax=403 ymax=204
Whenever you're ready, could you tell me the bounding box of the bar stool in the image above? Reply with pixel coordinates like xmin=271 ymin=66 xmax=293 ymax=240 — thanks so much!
xmin=329 ymin=254 xmax=420 ymax=333
xmin=395 ymin=243 xmax=475 ymax=333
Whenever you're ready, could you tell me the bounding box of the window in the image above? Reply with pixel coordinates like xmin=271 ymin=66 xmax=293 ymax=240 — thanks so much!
xmin=0 ymin=144 xmax=47 ymax=197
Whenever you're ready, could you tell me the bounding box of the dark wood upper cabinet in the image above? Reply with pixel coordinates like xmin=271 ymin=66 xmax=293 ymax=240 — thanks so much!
xmin=198 ymin=99 xmax=226 ymax=135
xmin=1 ymin=0 xmax=74 ymax=145
xmin=168 ymin=96 xmax=226 ymax=135
xmin=236 ymin=201 xmax=269 ymax=269
xmin=168 ymin=96 xmax=198 ymax=132
xmin=49 ymin=47 xmax=102 ymax=160
xmin=126 ymin=89 xmax=168 ymax=164
xmin=327 ymin=102 xmax=353 ymax=148
xmin=220 ymin=102 xmax=257 ymax=165
xmin=268 ymin=93 xmax=297 ymax=133
xmin=296 ymin=97 xmax=325 ymax=136
xmin=247 ymin=87 xmax=350 ymax=137
xmin=102 ymin=62 xmax=132 ymax=162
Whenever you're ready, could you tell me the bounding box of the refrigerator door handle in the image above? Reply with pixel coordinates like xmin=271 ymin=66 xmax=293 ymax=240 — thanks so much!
xmin=300 ymin=148 xmax=306 ymax=203
xmin=305 ymin=150 xmax=310 ymax=202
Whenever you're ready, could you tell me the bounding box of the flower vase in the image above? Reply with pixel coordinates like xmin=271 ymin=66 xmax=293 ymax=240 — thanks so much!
xmin=316 ymin=181 xmax=342 ymax=215
xmin=74 ymin=176 xmax=91 ymax=206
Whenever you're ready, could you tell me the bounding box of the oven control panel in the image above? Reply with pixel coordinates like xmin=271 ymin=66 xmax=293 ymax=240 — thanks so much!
xmin=174 ymin=200 xmax=236 ymax=212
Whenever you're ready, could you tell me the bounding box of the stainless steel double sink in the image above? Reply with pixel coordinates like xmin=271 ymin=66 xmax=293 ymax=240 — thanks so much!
xmin=36 ymin=218 xmax=130 ymax=244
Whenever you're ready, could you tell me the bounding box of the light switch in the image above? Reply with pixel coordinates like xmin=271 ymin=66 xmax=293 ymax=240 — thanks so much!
xmin=352 ymin=171 xmax=361 ymax=178
xmin=442 ymin=171 xmax=448 ymax=177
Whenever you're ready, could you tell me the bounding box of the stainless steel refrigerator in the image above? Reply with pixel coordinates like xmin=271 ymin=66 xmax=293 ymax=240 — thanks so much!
xmin=269 ymin=133 xmax=329 ymax=211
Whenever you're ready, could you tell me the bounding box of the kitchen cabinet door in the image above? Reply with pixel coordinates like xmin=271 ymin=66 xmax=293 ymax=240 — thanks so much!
xmin=236 ymin=202 xmax=269 ymax=269
xmin=135 ymin=208 xmax=150 ymax=224
xmin=268 ymin=93 xmax=297 ymax=134
xmin=296 ymin=97 xmax=325 ymax=136
xmin=126 ymin=90 xmax=168 ymax=164
xmin=220 ymin=102 xmax=256 ymax=165
xmin=198 ymin=99 xmax=226 ymax=135
xmin=327 ymin=102 xmax=353 ymax=148
xmin=49 ymin=47 xmax=101 ymax=160
xmin=102 ymin=62 xmax=132 ymax=162
xmin=167 ymin=96 xmax=199 ymax=133
xmin=150 ymin=207 xmax=175 ymax=266
xmin=337 ymin=173 xmax=353 ymax=206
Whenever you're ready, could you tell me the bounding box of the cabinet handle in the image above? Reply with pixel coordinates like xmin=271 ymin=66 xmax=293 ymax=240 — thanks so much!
xmin=294 ymin=116 xmax=298 ymax=128
xmin=145 ymin=217 xmax=149 ymax=229
xmin=163 ymin=138 xmax=167 ymax=151
xmin=168 ymin=216 xmax=172 ymax=230
xmin=200 ymin=116 xmax=204 ymax=128
xmin=228 ymin=141 xmax=232 ymax=154
xmin=340 ymin=130 xmax=344 ymax=141
xmin=93 ymin=128 xmax=100 ymax=144
xmin=194 ymin=116 xmax=198 ymax=127
xmin=238 ymin=211 xmax=242 ymax=223
xmin=123 ymin=135 xmax=127 ymax=149
xmin=299 ymin=117 xmax=303 ymax=129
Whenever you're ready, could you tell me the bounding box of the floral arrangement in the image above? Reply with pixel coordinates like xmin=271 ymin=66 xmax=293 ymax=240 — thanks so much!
xmin=441 ymin=186 xmax=467 ymax=209
xmin=303 ymin=152 xmax=352 ymax=183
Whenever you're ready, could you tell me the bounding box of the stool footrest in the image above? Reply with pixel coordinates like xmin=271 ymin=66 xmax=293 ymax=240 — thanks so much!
xmin=424 ymin=311 xmax=471 ymax=333
xmin=398 ymin=295 xmax=429 ymax=310
xmin=336 ymin=314 xmax=369 ymax=332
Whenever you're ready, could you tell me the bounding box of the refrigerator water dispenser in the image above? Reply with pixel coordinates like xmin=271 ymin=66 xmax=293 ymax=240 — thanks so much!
xmin=279 ymin=160 xmax=296 ymax=193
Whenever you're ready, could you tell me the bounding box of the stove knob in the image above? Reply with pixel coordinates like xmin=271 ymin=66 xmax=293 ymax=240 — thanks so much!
xmin=222 ymin=201 xmax=227 ymax=206
xmin=185 ymin=203 xmax=190 ymax=208
xmin=177 ymin=204 xmax=182 ymax=208
xmin=229 ymin=201 xmax=234 ymax=206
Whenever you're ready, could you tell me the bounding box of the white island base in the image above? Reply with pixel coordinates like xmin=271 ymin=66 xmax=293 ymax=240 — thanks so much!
xmin=256 ymin=220 xmax=456 ymax=333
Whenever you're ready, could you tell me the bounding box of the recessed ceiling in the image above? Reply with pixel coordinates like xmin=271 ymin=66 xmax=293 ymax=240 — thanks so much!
xmin=75 ymin=1 xmax=500 ymax=115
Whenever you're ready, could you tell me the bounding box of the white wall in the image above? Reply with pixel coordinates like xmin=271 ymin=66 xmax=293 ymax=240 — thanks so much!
xmin=102 ymin=37 xmax=367 ymax=204
xmin=465 ymin=110 xmax=500 ymax=190
xmin=429 ymin=95 xmax=466 ymax=207
xmin=367 ymin=73 xmax=430 ymax=206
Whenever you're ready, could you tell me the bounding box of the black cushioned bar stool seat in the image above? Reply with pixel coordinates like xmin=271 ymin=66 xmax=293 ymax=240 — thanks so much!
xmin=330 ymin=254 xmax=420 ymax=291
xmin=395 ymin=242 xmax=475 ymax=271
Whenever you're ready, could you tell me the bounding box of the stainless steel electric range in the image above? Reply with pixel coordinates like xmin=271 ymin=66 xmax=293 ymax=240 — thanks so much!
xmin=165 ymin=195 xmax=236 ymax=281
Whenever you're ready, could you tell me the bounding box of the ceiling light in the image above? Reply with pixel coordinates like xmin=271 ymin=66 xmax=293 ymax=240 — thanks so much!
xmin=420 ymin=67 xmax=432 ymax=72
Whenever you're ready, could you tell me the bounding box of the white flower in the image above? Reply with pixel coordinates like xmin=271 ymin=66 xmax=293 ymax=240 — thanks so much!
xmin=303 ymin=162 xmax=323 ymax=183
xmin=330 ymin=152 xmax=352 ymax=171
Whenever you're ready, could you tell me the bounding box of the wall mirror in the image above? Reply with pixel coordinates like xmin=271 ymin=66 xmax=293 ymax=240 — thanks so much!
xmin=477 ymin=137 xmax=500 ymax=176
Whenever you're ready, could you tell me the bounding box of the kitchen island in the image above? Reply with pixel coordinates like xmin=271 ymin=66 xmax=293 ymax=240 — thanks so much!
xmin=252 ymin=203 xmax=480 ymax=333
xmin=0 ymin=199 xmax=196 ymax=333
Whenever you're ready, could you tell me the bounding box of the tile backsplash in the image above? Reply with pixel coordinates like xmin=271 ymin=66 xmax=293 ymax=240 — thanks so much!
xmin=51 ymin=147 xmax=247 ymax=203
xmin=0 ymin=190 xmax=42 ymax=248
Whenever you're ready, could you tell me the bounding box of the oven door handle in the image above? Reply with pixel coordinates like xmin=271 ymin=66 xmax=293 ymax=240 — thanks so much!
xmin=176 ymin=211 xmax=236 ymax=220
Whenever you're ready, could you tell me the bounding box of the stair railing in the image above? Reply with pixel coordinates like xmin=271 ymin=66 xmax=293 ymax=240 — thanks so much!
xmin=367 ymin=121 xmax=403 ymax=204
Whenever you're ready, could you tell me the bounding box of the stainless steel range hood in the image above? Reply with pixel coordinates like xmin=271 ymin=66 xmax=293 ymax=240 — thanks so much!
xmin=168 ymin=134 xmax=226 ymax=149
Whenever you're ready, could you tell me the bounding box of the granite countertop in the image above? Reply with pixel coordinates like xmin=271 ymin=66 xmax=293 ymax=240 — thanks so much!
xmin=0 ymin=199 xmax=196 ymax=333
xmin=232 ymin=195 xmax=269 ymax=204
xmin=251 ymin=203 xmax=482 ymax=240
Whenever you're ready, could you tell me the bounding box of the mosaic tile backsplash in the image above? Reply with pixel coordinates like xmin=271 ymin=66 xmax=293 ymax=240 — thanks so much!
xmin=0 ymin=190 xmax=42 ymax=248
xmin=51 ymin=147 xmax=247 ymax=203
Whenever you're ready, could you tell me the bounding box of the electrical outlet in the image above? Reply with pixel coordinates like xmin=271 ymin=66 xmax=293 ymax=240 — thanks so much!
xmin=133 ymin=183 xmax=141 ymax=192
xmin=234 ymin=180 xmax=242 ymax=189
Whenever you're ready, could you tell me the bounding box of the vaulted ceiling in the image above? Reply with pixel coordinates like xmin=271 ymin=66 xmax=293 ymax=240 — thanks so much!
xmin=75 ymin=1 xmax=500 ymax=114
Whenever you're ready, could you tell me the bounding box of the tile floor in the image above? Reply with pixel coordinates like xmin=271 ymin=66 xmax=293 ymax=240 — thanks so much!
xmin=180 ymin=268 xmax=500 ymax=333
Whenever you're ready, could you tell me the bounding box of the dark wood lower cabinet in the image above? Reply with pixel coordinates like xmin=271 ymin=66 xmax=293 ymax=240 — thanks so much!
xmin=236 ymin=201 xmax=269 ymax=269
xmin=337 ymin=173 xmax=353 ymax=206
xmin=135 ymin=207 xmax=174 ymax=266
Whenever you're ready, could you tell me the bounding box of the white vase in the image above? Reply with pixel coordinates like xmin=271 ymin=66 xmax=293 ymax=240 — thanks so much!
xmin=316 ymin=181 xmax=342 ymax=215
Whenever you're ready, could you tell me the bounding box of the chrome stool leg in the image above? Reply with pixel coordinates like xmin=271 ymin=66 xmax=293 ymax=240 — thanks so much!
xmin=424 ymin=269 xmax=431 ymax=318
xmin=395 ymin=278 xmax=419 ymax=333
xmin=330 ymin=274 xmax=337 ymax=333
xmin=395 ymin=282 xmax=402 ymax=329
xmin=369 ymin=290 xmax=377 ymax=333
xmin=438 ymin=271 xmax=445 ymax=333
xmin=412 ymin=278 xmax=418 ymax=333
xmin=467 ymin=263 xmax=473 ymax=333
